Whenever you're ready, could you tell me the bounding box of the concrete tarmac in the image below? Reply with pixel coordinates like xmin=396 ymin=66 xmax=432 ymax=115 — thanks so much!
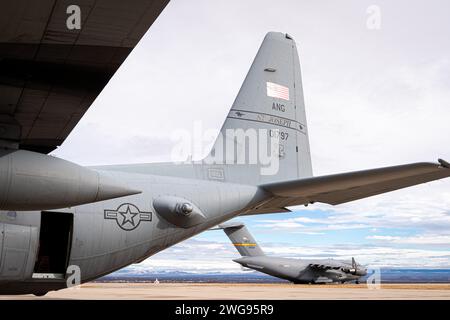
xmin=0 ymin=283 xmax=449 ymax=300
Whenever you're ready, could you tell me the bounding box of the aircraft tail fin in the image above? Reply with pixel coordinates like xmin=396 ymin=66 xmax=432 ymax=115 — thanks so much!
xmin=217 ymin=222 xmax=264 ymax=257
xmin=202 ymin=32 xmax=313 ymax=185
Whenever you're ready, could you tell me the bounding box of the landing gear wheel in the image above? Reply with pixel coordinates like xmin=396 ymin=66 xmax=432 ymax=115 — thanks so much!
xmin=355 ymin=280 xmax=360 ymax=284
xmin=33 ymin=292 xmax=48 ymax=297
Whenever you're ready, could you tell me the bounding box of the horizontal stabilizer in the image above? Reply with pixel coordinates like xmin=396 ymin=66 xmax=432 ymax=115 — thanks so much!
xmin=216 ymin=222 xmax=245 ymax=229
xmin=259 ymin=160 xmax=450 ymax=207
xmin=240 ymin=207 xmax=291 ymax=216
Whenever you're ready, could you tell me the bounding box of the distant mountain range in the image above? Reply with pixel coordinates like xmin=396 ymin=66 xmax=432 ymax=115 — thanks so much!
xmin=97 ymin=269 xmax=450 ymax=283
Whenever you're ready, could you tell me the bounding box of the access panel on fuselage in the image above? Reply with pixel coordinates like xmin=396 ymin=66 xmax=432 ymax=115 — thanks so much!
xmin=0 ymin=223 xmax=39 ymax=280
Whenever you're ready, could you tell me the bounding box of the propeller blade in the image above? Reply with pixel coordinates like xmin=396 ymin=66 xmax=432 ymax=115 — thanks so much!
xmin=352 ymin=257 xmax=357 ymax=271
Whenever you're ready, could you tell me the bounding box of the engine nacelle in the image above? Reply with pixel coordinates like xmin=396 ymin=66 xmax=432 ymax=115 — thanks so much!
xmin=0 ymin=150 xmax=141 ymax=210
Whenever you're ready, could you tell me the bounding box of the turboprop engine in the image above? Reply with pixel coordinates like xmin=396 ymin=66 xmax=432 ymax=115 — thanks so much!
xmin=0 ymin=150 xmax=141 ymax=210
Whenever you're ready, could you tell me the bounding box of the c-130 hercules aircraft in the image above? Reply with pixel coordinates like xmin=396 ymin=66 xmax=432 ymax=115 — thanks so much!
xmin=1 ymin=0 xmax=449 ymax=295
xmin=217 ymin=222 xmax=367 ymax=284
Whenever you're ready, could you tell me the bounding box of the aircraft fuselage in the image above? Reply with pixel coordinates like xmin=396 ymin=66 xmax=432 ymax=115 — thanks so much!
xmin=0 ymin=169 xmax=266 ymax=295
xmin=234 ymin=256 xmax=366 ymax=284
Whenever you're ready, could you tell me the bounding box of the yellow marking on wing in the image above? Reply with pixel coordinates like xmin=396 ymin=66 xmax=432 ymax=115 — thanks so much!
xmin=234 ymin=243 xmax=257 ymax=246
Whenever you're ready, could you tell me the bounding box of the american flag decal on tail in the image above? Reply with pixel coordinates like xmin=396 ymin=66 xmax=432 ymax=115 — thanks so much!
xmin=266 ymin=82 xmax=289 ymax=101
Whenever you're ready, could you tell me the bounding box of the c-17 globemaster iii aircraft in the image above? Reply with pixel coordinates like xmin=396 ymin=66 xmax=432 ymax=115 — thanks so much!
xmin=1 ymin=0 xmax=450 ymax=295
xmin=216 ymin=222 xmax=367 ymax=284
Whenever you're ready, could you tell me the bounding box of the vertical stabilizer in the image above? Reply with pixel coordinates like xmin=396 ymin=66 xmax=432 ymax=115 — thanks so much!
xmin=218 ymin=222 xmax=264 ymax=257
xmin=203 ymin=32 xmax=313 ymax=185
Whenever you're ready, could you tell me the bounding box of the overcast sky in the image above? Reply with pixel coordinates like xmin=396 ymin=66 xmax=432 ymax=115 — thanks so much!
xmin=54 ymin=0 xmax=450 ymax=272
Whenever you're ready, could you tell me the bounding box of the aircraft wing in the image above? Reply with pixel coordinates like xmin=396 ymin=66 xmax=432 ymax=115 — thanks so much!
xmin=309 ymin=263 xmax=341 ymax=270
xmin=257 ymin=159 xmax=450 ymax=209
xmin=0 ymin=0 xmax=169 ymax=153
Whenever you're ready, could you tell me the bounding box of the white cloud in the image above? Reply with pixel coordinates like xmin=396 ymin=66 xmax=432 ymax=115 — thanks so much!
xmin=48 ymin=1 xmax=450 ymax=270
xmin=282 ymin=181 xmax=450 ymax=236
xmin=113 ymin=238 xmax=450 ymax=276
xmin=263 ymin=245 xmax=450 ymax=268
xmin=257 ymin=218 xmax=369 ymax=233
xmin=367 ymin=234 xmax=450 ymax=246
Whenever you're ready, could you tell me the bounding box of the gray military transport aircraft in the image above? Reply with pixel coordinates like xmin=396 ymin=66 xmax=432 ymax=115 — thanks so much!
xmin=217 ymin=222 xmax=367 ymax=284
xmin=1 ymin=0 xmax=450 ymax=296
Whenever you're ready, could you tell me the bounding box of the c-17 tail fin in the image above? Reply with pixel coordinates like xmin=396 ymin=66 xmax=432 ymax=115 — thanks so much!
xmin=216 ymin=222 xmax=264 ymax=257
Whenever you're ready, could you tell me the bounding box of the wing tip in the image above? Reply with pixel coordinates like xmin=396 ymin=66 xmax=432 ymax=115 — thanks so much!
xmin=438 ymin=158 xmax=450 ymax=168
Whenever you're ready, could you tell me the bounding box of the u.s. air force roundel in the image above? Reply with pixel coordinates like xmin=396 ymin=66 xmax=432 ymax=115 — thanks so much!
xmin=104 ymin=203 xmax=152 ymax=231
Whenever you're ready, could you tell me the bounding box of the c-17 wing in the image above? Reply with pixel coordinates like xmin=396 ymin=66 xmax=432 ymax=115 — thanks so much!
xmin=256 ymin=159 xmax=450 ymax=209
xmin=0 ymin=0 xmax=169 ymax=153
xmin=309 ymin=263 xmax=341 ymax=270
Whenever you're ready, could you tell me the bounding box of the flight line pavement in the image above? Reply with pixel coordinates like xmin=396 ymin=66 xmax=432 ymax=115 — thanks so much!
xmin=1 ymin=283 xmax=449 ymax=300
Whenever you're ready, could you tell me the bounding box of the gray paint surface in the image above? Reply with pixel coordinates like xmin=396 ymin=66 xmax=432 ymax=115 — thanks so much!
xmin=0 ymin=10 xmax=449 ymax=295
xmin=0 ymin=0 xmax=170 ymax=153
xmin=218 ymin=222 xmax=366 ymax=284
